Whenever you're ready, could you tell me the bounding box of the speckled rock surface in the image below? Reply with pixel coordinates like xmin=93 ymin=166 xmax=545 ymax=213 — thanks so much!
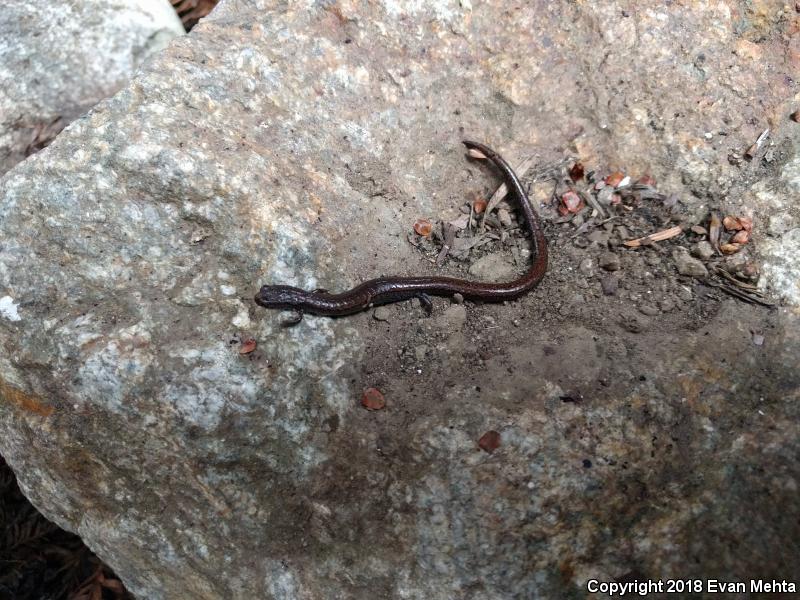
xmin=1 ymin=1 xmax=799 ymax=599
xmin=0 ymin=0 xmax=184 ymax=176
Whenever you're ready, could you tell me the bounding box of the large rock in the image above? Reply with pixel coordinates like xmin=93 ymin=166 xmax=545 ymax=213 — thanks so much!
xmin=0 ymin=0 xmax=184 ymax=176
xmin=1 ymin=1 xmax=799 ymax=598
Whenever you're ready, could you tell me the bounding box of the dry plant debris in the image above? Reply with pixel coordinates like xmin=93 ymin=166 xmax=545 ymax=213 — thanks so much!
xmin=404 ymin=144 xmax=773 ymax=314
xmin=0 ymin=457 xmax=133 ymax=600
xmin=170 ymin=0 xmax=219 ymax=31
xmin=361 ymin=387 xmax=386 ymax=410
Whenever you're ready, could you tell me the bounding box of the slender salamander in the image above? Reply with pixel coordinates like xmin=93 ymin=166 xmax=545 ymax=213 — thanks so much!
xmin=255 ymin=140 xmax=548 ymax=320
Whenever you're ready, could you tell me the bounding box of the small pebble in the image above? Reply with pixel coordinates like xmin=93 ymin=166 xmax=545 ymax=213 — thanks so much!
xmin=659 ymin=298 xmax=675 ymax=312
xmin=600 ymin=274 xmax=619 ymax=295
xmin=373 ymin=306 xmax=391 ymax=321
xmin=599 ymin=251 xmax=621 ymax=271
xmin=639 ymin=303 xmax=660 ymax=316
xmin=677 ymin=287 xmax=694 ymax=301
xmin=644 ymin=253 xmax=661 ymax=266
xmin=752 ymin=333 xmax=765 ymax=346
xmin=411 ymin=297 xmax=421 ymax=309
xmin=469 ymin=252 xmax=515 ymax=280
xmin=579 ymin=258 xmax=595 ymax=277
xmin=597 ymin=187 xmax=614 ymax=206
xmin=587 ymin=230 xmax=609 ymax=245
xmin=672 ymin=247 xmax=708 ymax=279
xmin=691 ymin=241 xmax=715 ymax=260
xmin=620 ymin=311 xmax=650 ymax=333
xmin=498 ymin=208 xmax=512 ymax=227
xmin=452 ymin=293 xmax=464 ymax=304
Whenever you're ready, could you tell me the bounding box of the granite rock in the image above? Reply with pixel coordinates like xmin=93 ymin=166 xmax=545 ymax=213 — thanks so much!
xmin=1 ymin=1 xmax=799 ymax=599
xmin=0 ymin=0 xmax=184 ymax=176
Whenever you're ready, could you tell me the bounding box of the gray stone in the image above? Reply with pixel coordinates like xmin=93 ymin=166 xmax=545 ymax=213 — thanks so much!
xmin=691 ymin=240 xmax=715 ymax=260
xmin=673 ymin=247 xmax=709 ymax=279
xmin=0 ymin=0 xmax=184 ymax=176
xmin=619 ymin=310 xmax=650 ymax=333
xmin=600 ymin=274 xmax=619 ymax=295
xmin=599 ymin=251 xmax=622 ymax=271
xmin=468 ymin=252 xmax=516 ymax=281
xmin=644 ymin=252 xmax=662 ymax=266
xmin=587 ymin=229 xmax=610 ymax=245
xmin=639 ymin=303 xmax=660 ymax=316
xmin=578 ymin=257 xmax=595 ymax=277
xmin=373 ymin=306 xmax=391 ymax=321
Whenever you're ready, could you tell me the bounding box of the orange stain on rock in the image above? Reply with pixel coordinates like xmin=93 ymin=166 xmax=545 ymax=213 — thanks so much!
xmin=0 ymin=378 xmax=54 ymax=417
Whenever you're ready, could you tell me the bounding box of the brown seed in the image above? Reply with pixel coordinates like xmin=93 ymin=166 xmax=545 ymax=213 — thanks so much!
xmin=690 ymin=225 xmax=708 ymax=235
xmin=361 ymin=387 xmax=386 ymax=410
xmin=731 ymin=230 xmax=750 ymax=244
xmin=605 ymin=171 xmax=625 ymax=187
xmin=720 ymin=243 xmax=741 ymax=254
xmin=568 ymin=162 xmax=585 ymax=182
xmin=413 ymin=219 xmax=433 ymax=237
xmin=473 ymin=199 xmax=488 ymax=214
xmin=560 ymin=190 xmax=584 ymax=214
xmin=723 ymin=215 xmax=743 ymax=231
xmin=738 ymin=216 xmax=753 ymax=232
xmin=791 ymin=110 xmax=800 ymax=123
xmin=478 ymin=430 xmax=501 ymax=453
xmin=708 ymin=211 xmax=722 ymax=251
xmin=239 ymin=338 xmax=256 ymax=354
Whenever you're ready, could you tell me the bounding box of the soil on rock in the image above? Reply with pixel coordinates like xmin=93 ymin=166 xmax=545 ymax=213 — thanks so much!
xmin=348 ymin=151 xmax=797 ymax=590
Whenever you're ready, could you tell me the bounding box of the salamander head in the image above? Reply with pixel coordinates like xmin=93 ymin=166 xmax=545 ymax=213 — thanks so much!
xmin=255 ymin=285 xmax=311 ymax=310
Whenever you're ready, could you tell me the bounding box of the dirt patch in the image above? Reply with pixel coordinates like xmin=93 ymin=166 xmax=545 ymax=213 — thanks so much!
xmin=340 ymin=148 xmax=797 ymax=589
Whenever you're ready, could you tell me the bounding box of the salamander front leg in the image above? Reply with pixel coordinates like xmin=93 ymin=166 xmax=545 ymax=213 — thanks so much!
xmin=416 ymin=293 xmax=433 ymax=315
xmin=281 ymin=310 xmax=304 ymax=327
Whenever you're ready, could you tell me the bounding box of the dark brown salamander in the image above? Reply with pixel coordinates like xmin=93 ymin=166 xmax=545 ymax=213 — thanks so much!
xmin=255 ymin=140 xmax=548 ymax=320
